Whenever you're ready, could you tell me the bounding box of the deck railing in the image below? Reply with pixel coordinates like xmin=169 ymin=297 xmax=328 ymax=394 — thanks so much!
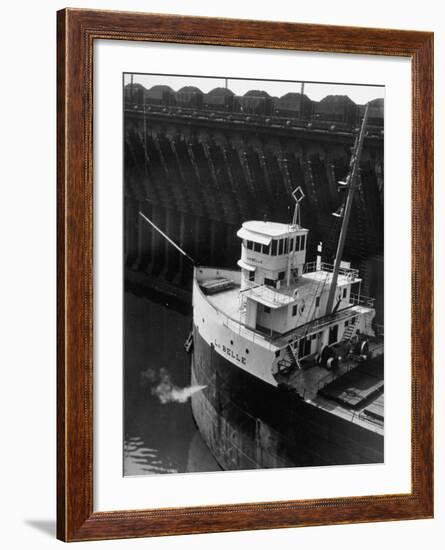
xmin=350 ymin=293 xmax=375 ymax=307
xmin=196 ymin=271 xmax=375 ymax=352
xmin=272 ymin=307 xmax=360 ymax=347
xmin=240 ymin=280 xmax=292 ymax=307
xmin=195 ymin=280 xmax=277 ymax=350
xmin=303 ymin=261 xmax=359 ymax=280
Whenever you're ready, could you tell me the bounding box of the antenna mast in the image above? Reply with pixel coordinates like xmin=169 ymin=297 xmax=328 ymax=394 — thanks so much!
xmin=324 ymin=104 xmax=369 ymax=315
xmin=286 ymin=186 xmax=305 ymax=286
xmin=291 ymin=186 xmax=305 ymax=227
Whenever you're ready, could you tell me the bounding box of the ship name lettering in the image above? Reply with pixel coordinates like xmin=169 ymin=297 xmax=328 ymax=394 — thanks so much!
xmin=221 ymin=344 xmax=247 ymax=365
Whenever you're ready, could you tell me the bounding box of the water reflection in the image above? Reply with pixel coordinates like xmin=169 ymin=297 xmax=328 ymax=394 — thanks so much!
xmin=124 ymin=437 xmax=177 ymax=475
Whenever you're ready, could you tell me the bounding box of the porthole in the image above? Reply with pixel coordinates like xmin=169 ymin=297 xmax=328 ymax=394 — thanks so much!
xmin=246 ymin=349 xmax=250 ymax=354
xmin=230 ymin=340 xmax=234 ymax=346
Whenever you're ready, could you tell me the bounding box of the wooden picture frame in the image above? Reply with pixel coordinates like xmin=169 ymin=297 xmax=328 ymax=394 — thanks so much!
xmin=57 ymin=8 xmax=434 ymax=542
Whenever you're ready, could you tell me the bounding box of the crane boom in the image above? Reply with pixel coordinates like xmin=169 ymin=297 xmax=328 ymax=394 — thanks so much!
xmin=324 ymin=104 xmax=369 ymax=315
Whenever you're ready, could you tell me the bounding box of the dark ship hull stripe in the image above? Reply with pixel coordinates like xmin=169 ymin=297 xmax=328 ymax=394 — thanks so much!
xmin=191 ymin=325 xmax=383 ymax=470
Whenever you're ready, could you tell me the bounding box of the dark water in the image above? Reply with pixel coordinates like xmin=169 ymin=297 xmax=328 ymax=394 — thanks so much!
xmin=123 ymin=289 xmax=220 ymax=475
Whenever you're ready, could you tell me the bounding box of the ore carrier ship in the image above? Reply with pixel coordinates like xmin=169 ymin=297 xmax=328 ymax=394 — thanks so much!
xmin=140 ymin=104 xmax=383 ymax=470
xmin=187 ymin=104 xmax=383 ymax=469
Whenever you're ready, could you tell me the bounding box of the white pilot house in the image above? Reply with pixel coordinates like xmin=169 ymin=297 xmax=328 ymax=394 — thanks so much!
xmin=237 ymin=218 xmax=358 ymax=343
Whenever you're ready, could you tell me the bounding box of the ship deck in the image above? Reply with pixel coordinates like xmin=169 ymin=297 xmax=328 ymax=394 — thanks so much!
xmin=202 ymin=277 xmax=371 ymax=347
xmin=276 ymin=348 xmax=384 ymax=435
xmin=205 ymin=284 xmax=244 ymax=322
xmin=198 ymin=266 xmax=368 ymax=340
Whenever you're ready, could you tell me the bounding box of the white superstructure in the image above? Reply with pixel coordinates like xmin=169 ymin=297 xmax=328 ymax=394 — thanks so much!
xmin=193 ymin=211 xmax=376 ymax=388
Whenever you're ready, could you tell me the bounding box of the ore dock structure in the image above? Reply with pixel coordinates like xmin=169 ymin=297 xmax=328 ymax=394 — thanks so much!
xmin=131 ymin=82 xmax=385 ymax=470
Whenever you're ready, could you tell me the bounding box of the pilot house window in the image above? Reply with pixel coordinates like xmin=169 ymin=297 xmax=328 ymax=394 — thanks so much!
xmin=254 ymin=242 xmax=262 ymax=253
xmin=246 ymin=240 xmax=253 ymax=250
xmin=271 ymin=240 xmax=277 ymax=255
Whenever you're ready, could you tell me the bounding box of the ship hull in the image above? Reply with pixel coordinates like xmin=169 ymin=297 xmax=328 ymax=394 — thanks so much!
xmin=191 ymin=326 xmax=383 ymax=470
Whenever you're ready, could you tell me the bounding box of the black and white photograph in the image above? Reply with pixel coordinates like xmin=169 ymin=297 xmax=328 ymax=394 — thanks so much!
xmin=123 ymin=74 xmax=385 ymax=476
xmin=0 ymin=0 xmax=439 ymax=546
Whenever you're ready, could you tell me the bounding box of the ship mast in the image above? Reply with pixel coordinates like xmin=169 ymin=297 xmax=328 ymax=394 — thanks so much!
xmin=286 ymin=186 xmax=305 ymax=286
xmin=324 ymin=104 xmax=369 ymax=315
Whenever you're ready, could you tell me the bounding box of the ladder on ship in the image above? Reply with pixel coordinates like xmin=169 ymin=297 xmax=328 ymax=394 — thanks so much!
xmin=341 ymin=316 xmax=358 ymax=342
xmin=287 ymin=343 xmax=301 ymax=370
xmin=277 ymin=343 xmax=301 ymax=374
